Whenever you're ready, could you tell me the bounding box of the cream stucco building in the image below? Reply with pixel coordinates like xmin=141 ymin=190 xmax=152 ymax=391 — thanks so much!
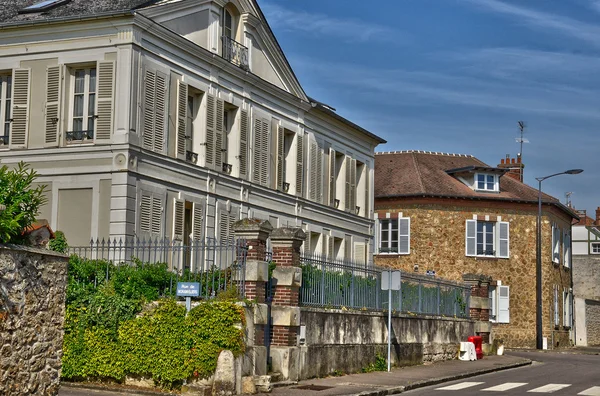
xmin=0 ymin=0 xmax=385 ymax=261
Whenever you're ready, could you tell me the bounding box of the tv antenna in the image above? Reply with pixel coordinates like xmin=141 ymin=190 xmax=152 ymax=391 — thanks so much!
xmin=565 ymin=192 xmax=573 ymax=207
xmin=515 ymin=121 xmax=529 ymax=182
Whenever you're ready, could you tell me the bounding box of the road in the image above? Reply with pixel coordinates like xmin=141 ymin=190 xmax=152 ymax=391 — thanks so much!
xmin=405 ymin=351 xmax=600 ymax=395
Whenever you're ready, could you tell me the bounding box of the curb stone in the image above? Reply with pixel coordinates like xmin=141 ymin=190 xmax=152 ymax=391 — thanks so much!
xmin=60 ymin=381 xmax=178 ymax=395
xmin=336 ymin=359 xmax=532 ymax=396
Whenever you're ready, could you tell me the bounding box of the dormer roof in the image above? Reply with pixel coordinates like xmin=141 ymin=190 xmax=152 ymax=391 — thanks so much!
xmin=445 ymin=165 xmax=509 ymax=176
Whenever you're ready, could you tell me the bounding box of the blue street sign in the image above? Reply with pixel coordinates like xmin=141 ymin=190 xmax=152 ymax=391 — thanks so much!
xmin=176 ymin=282 xmax=200 ymax=297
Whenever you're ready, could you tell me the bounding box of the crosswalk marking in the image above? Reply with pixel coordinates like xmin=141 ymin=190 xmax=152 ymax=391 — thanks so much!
xmin=579 ymin=387 xmax=600 ymax=396
xmin=436 ymin=382 xmax=485 ymax=391
xmin=482 ymin=382 xmax=528 ymax=392
xmin=528 ymin=384 xmax=571 ymax=393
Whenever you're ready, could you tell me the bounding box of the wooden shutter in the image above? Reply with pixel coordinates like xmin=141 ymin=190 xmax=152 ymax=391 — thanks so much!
xmin=328 ymin=235 xmax=334 ymax=259
xmin=498 ymin=221 xmax=510 ymax=258
xmin=173 ymin=199 xmax=185 ymax=241
xmin=399 ymin=217 xmax=410 ymax=254
xmin=563 ymin=231 xmax=571 ymax=268
xmin=497 ymin=285 xmax=510 ymax=323
xmin=10 ymin=68 xmax=31 ymax=149
xmin=276 ymin=125 xmax=284 ymax=190
xmin=44 ymin=65 xmax=61 ymax=147
xmin=329 ymin=148 xmax=336 ymax=206
xmin=176 ymin=80 xmax=188 ymax=160
xmin=316 ymin=144 xmax=323 ymax=203
xmin=95 ymin=61 xmax=115 ymax=143
xmin=252 ymin=118 xmax=262 ymax=184
xmin=150 ymin=195 xmax=162 ymax=237
xmin=354 ymin=243 xmax=366 ymax=265
xmin=554 ymin=285 xmax=559 ymax=326
xmin=192 ymin=201 xmax=204 ymax=241
xmin=252 ymin=118 xmax=269 ymax=186
xmin=218 ymin=209 xmax=230 ymax=243
xmin=142 ymin=69 xmax=156 ymax=150
xmin=205 ymin=94 xmax=216 ymax=169
xmin=140 ymin=193 xmax=152 ymax=235
xmin=344 ymin=156 xmax=351 ymax=210
xmin=562 ymin=289 xmax=567 ymax=326
xmin=465 ymin=219 xmax=476 ymax=256
xmin=239 ymin=109 xmax=248 ymax=179
xmin=374 ymin=214 xmax=380 ymax=254
xmin=296 ymin=132 xmax=304 ymax=197
xmin=154 ymin=72 xmax=167 ymax=154
xmin=215 ymin=98 xmax=224 ymax=171
xmin=309 ymin=138 xmax=317 ymax=201
xmin=350 ymin=158 xmax=357 ymax=212
xmin=364 ymin=165 xmax=369 ymax=217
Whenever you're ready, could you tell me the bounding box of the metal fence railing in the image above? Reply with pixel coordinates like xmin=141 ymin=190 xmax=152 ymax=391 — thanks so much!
xmin=299 ymin=253 xmax=470 ymax=318
xmin=68 ymin=237 xmax=247 ymax=299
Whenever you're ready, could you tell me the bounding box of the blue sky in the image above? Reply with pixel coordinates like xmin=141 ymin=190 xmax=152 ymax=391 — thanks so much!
xmin=260 ymin=0 xmax=600 ymax=215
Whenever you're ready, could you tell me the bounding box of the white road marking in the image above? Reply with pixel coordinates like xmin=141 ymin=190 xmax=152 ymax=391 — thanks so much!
xmin=482 ymin=382 xmax=528 ymax=392
xmin=435 ymin=382 xmax=485 ymax=391
xmin=579 ymin=387 xmax=600 ymax=396
xmin=528 ymin=384 xmax=571 ymax=393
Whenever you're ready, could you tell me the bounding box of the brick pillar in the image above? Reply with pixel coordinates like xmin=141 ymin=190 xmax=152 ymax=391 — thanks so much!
xmin=463 ymin=273 xmax=492 ymax=345
xmin=269 ymin=227 xmax=305 ymax=381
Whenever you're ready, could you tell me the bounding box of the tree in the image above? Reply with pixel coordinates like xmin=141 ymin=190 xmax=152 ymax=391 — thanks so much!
xmin=0 ymin=162 xmax=46 ymax=244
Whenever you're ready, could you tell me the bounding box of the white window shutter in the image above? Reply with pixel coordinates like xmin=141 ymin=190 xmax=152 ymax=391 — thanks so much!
xmin=345 ymin=156 xmax=351 ymax=211
xmin=329 ymin=148 xmax=336 ymax=206
xmin=317 ymin=144 xmax=323 ymax=203
xmin=239 ymin=109 xmax=248 ymax=179
xmin=252 ymin=118 xmax=262 ymax=183
xmin=215 ymin=98 xmax=224 ymax=171
xmin=95 ymin=61 xmax=115 ymax=143
xmin=354 ymin=243 xmax=366 ymax=265
xmin=261 ymin=119 xmax=269 ymax=186
xmin=218 ymin=209 xmax=229 ymax=243
xmin=350 ymin=158 xmax=357 ymax=212
xmin=563 ymin=231 xmax=571 ymax=268
xmin=296 ymin=132 xmax=304 ymax=197
xmin=328 ymin=235 xmax=334 ymax=259
xmin=569 ymin=291 xmax=573 ymax=327
xmin=150 ymin=195 xmax=162 ymax=237
xmin=276 ymin=125 xmax=284 ymax=190
xmin=44 ymin=65 xmax=61 ymax=147
xmin=153 ymin=71 xmax=167 ymax=154
xmin=140 ymin=193 xmax=152 ymax=236
xmin=497 ymin=285 xmax=510 ymax=323
xmin=192 ymin=201 xmax=204 ymax=241
xmin=364 ymin=165 xmax=369 ymax=217
xmin=374 ymin=215 xmax=380 ymax=254
xmin=175 ymin=80 xmax=188 ymax=160
xmin=205 ymin=94 xmax=216 ymax=169
xmin=554 ymin=285 xmax=559 ymax=326
xmin=10 ymin=68 xmax=31 ymax=149
xmin=173 ymin=199 xmax=185 ymax=241
xmin=465 ymin=219 xmax=476 ymax=256
xmin=399 ymin=217 xmax=410 ymax=254
xmin=498 ymin=221 xmax=510 ymax=258
xmin=562 ymin=289 xmax=567 ymax=326
xmin=142 ymin=69 xmax=156 ymax=150
xmin=309 ymin=138 xmax=317 ymax=201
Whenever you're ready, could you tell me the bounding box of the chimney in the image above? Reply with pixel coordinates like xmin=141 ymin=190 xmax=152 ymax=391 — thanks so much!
xmin=596 ymin=207 xmax=600 ymax=225
xmin=497 ymin=154 xmax=524 ymax=182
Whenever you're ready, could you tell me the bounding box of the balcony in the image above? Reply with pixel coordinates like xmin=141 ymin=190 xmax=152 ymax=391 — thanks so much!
xmin=222 ymin=36 xmax=249 ymax=71
xmin=66 ymin=130 xmax=94 ymax=142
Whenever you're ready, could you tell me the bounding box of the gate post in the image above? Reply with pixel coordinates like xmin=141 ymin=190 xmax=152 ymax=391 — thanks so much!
xmin=269 ymin=227 xmax=305 ymax=381
xmin=463 ymin=274 xmax=492 ymax=345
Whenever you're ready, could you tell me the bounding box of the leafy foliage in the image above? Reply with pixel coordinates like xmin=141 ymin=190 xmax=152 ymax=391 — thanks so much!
xmin=362 ymin=354 xmax=388 ymax=373
xmin=49 ymin=230 xmax=69 ymax=253
xmin=0 ymin=162 xmax=46 ymax=243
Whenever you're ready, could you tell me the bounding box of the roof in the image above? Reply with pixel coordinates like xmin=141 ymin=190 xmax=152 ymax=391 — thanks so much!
xmin=445 ymin=165 xmax=508 ymax=175
xmin=374 ymin=150 xmax=577 ymax=219
xmin=0 ymin=0 xmax=155 ymax=25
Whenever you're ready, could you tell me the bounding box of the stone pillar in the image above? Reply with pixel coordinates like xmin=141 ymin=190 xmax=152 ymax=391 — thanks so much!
xmin=463 ymin=273 xmax=492 ymax=344
xmin=269 ymin=227 xmax=305 ymax=381
xmin=233 ymin=219 xmax=272 ymax=378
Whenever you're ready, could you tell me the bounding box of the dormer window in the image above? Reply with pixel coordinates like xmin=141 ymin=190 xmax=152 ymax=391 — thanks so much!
xmin=223 ymin=9 xmax=234 ymax=39
xmin=476 ymin=173 xmax=499 ymax=192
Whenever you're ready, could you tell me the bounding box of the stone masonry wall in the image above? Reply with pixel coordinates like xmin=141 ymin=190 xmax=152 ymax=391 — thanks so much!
xmin=585 ymin=301 xmax=600 ymax=346
xmin=374 ymin=200 xmax=573 ymax=348
xmin=573 ymin=256 xmax=600 ymax=300
xmin=0 ymin=245 xmax=69 ymax=395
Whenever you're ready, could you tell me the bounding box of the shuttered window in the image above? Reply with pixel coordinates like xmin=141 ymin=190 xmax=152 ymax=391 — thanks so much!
xmin=379 ymin=214 xmax=410 ymax=255
xmin=192 ymin=201 xmax=204 ymax=241
xmin=554 ymin=285 xmax=559 ymax=326
xmin=175 ymin=81 xmax=188 ymax=160
xmin=139 ymin=192 xmax=162 ymax=239
xmin=296 ymin=132 xmax=304 ymax=197
xmin=142 ymin=69 xmax=167 ymax=153
xmin=465 ymin=219 xmax=510 ymax=258
xmin=552 ymin=224 xmax=560 ymax=264
xmin=239 ymin=109 xmax=249 ymax=179
xmin=328 ymin=148 xmax=336 ymax=206
xmin=276 ymin=125 xmax=284 ymax=190
xmin=44 ymin=66 xmax=61 ymax=146
xmin=218 ymin=206 xmax=238 ymax=244
xmin=563 ymin=231 xmax=571 ymax=268
xmin=95 ymin=61 xmax=115 ymax=143
xmin=354 ymin=243 xmax=366 ymax=265
xmin=173 ymin=199 xmax=185 ymax=241
xmin=497 ymin=285 xmax=510 ymax=323
xmin=253 ymin=117 xmax=270 ymax=186
xmin=0 ymin=75 xmax=12 ymax=147
xmin=67 ymin=67 xmax=96 ymax=143
xmin=9 ymin=68 xmax=30 ymax=149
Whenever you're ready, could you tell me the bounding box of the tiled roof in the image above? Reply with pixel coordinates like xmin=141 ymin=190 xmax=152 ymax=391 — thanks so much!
xmin=0 ymin=0 xmax=158 ymax=25
xmin=374 ymin=151 xmax=572 ymax=214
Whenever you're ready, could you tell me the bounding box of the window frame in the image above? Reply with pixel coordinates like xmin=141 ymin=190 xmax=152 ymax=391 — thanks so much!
xmin=474 ymin=172 xmax=499 ymax=192
xmin=591 ymin=242 xmax=600 ymax=254
xmin=377 ymin=214 xmax=410 ymax=255
xmin=466 ymin=219 xmax=510 ymax=258
xmin=0 ymin=74 xmax=12 ymax=147
xmin=67 ymin=66 xmax=97 ymax=143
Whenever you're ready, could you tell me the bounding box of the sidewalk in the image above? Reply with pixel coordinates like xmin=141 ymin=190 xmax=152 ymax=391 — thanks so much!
xmin=260 ymin=355 xmax=531 ymax=396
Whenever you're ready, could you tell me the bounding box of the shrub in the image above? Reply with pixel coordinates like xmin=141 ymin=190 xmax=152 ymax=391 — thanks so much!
xmin=49 ymin=230 xmax=68 ymax=253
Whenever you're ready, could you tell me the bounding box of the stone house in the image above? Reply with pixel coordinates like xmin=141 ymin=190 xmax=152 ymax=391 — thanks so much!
xmin=572 ymin=208 xmax=600 ymax=346
xmin=373 ymin=151 xmax=577 ymax=349
xmin=0 ymin=0 xmax=384 ymax=262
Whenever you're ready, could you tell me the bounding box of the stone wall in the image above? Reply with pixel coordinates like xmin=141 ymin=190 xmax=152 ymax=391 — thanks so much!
xmin=585 ymin=300 xmax=600 ymax=346
xmin=0 ymin=245 xmax=69 ymax=396
xmin=299 ymin=308 xmax=474 ymax=379
xmin=573 ymin=256 xmax=600 ymax=300
xmin=374 ymin=200 xmax=573 ymax=348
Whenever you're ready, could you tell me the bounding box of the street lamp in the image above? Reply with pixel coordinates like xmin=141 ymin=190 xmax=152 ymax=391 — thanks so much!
xmin=535 ymin=169 xmax=583 ymax=350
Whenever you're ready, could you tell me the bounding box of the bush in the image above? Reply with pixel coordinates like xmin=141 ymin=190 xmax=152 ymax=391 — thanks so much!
xmin=0 ymin=162 xmax=46 ymax=243
xmin=49 ymin=230 xmax=68 ymax=253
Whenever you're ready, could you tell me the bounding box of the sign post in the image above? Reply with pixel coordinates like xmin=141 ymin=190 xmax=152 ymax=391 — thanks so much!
xmin=381 ymin=271 xmax=401 ymax=372
xmin=176 ymin=282 xmax=200 ymax=313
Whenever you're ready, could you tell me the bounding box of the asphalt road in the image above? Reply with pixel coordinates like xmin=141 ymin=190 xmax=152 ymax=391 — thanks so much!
xmin=405 ymin=351 xmax=600 ymax=395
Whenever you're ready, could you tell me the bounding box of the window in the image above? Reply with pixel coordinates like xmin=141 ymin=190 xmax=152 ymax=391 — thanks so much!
xmin=552 ymin=224 xmax=561 ymax=264
xmin=0 ymin=75 xmax=11 ymax=146
xmin=489 ymin=283 xmax=509 ymax=323
xmin=475 ymin=173 xmax=498 ymax=192
xmin=563 ymin=230 xmax=571 ymax=268
xmin=593 ymin=242 xmax=600 ymax=254
xmin=67 ymin=67 xmax=96 ymax=142
xmin=282 ymin=130 xmax=295 ymax=192
xmin=222 ymin=103 xmax=237 ymax=172
xmin=466 ymin=220 xmax=509 ymax=258
xmin=378 ymin=215 xmax=410 ymax=254
xmin=223 ymin=9 xmax=234 ymax=39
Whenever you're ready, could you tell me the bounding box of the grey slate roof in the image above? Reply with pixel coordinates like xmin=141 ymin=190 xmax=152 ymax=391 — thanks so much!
xmin=0 ymin=0 xmax=158 ymax=25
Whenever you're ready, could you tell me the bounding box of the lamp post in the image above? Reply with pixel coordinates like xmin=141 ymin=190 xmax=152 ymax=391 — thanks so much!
xmin=535 ymin=169 xmax=583 ymax=350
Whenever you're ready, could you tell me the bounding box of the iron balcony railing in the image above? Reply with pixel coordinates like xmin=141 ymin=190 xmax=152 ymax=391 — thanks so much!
xmin=66 ymin=130 xmax=94 ymax=142
xmin=300 ymin=253 xmax=470 ymax=318
xmin=222 ymin=36 xmax=249 ymax=70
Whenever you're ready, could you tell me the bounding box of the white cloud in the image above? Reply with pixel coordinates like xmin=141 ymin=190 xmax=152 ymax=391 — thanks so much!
xmin=463 ymin=0 xmax=600 ymax=46
xmin=260 ymin=2 xmax=401 ymax=43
